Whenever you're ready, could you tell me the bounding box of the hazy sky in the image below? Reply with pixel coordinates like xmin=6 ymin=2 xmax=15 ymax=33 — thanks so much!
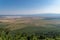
xmin=0 ymin=0 xmax=60 ymax=15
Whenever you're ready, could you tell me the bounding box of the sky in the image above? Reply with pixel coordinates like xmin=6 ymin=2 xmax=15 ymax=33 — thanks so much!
xmin=0 ymin=0 xmax=60 ymax=15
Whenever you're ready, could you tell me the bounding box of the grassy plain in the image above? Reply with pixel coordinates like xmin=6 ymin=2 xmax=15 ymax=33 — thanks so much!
xmin=0 ymin=16 xmax=60 ymax=40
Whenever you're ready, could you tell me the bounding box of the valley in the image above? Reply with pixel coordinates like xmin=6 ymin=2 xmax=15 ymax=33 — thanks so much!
xmin=0 ymin=15 xmax=60 ymax=40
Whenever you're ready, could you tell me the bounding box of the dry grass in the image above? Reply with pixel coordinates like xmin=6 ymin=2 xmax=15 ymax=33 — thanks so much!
xmin=0 ymin=17 xmax=60 ymax=30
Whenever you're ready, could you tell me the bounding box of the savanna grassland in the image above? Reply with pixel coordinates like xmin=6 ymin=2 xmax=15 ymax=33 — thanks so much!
xmin=0 ymin=16 xmax=60 ymax=40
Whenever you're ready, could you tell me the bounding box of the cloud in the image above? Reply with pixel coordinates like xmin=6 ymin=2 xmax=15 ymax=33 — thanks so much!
xmin=40 ymin=0 xmax=60 ymax=13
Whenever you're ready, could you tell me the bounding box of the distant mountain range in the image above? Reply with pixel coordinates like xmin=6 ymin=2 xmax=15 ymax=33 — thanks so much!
xmin=0 ymin=14 xmax=60 ymax=18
